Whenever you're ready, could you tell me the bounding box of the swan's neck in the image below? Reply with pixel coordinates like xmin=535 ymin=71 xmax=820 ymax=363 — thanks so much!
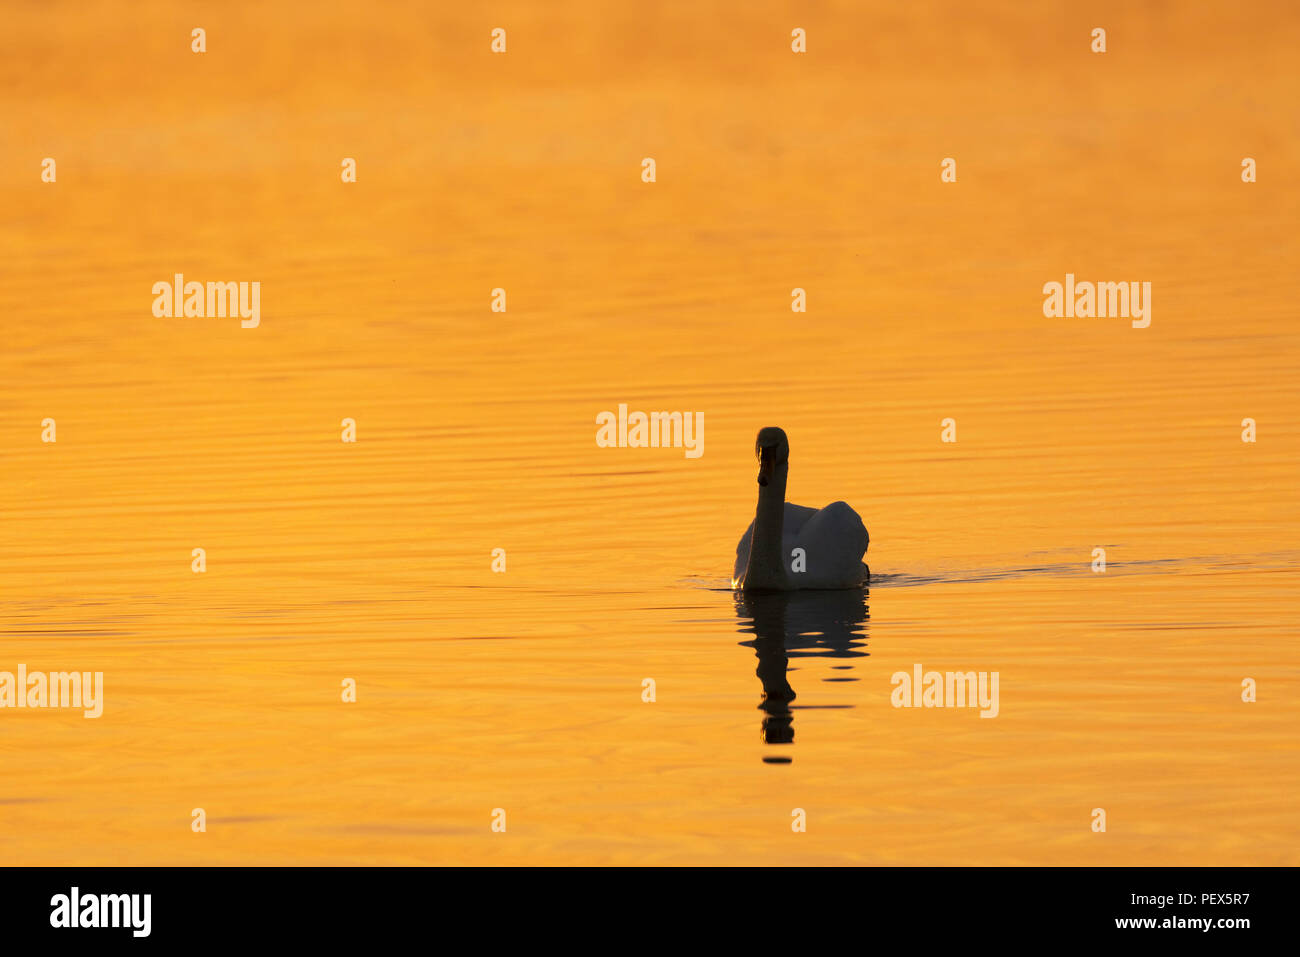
xmin=745 ymin=465 xmax=788 ymax=589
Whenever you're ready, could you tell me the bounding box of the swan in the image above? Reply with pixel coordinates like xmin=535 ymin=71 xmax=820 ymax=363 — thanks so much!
xmin=732 ymin=427 xmax=869 ymax=591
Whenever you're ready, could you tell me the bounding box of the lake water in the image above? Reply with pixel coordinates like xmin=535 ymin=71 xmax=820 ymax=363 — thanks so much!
xmin=1 ymin=0 xmax=1297 ymax=864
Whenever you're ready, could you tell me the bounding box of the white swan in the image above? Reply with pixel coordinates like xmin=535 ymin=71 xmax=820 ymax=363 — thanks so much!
xmin=732 ymin=427 xmax=869 ymax=591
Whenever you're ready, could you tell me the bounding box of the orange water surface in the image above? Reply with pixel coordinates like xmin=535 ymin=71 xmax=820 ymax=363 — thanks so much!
xmin=1 ymin=0 xmax=1297 ymax=864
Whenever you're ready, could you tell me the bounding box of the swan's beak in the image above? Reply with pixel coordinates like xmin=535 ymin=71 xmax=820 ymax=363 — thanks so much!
xmin=757 ymin=445 xmax=774 ymax=487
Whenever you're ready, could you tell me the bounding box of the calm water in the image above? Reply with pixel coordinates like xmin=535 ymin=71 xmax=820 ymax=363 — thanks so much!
xmin=1 ymin=0 xmax=1298 ymax=864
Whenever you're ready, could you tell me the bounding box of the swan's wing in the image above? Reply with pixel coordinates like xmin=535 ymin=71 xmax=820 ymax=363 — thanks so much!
xmin=733 ymin=520 xmax=755 ymax=582
xmin=781 ymin=502 xmax=820 ymax=544
xmin=792 ymin=501 xmax=869 ymax=578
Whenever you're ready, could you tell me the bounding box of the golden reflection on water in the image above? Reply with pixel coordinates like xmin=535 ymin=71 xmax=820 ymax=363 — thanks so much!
xmin=1 ymin=1 xmax=1298 ymax=864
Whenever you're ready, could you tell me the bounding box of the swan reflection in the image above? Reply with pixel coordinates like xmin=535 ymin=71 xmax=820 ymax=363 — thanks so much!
xmin=734 ymin=588 xmax=870 ymax=761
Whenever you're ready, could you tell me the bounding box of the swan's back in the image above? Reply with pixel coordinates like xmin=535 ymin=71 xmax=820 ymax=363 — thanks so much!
xmin=798 ymin=501 xmax=869 ymax=587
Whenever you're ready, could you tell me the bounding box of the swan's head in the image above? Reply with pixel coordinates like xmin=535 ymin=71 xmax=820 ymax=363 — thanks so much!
xmin=754 ymin=427 xmax=789 ymax=487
